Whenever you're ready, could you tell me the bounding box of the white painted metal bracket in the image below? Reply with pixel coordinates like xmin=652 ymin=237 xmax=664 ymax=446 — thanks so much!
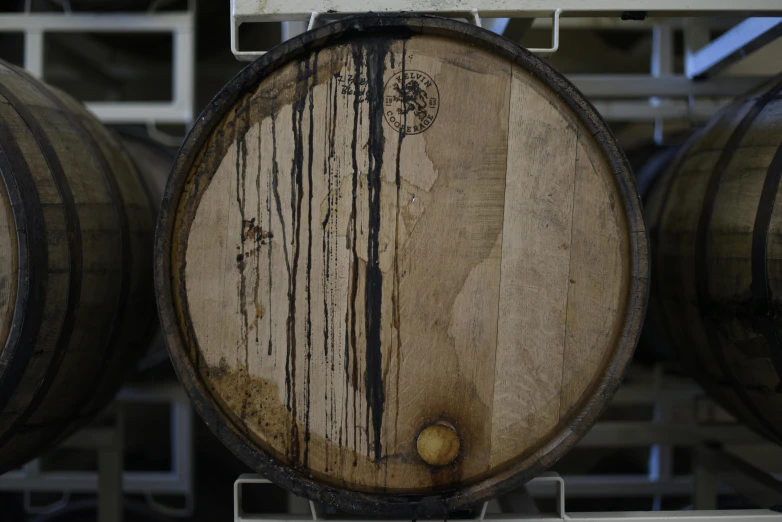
xmin=527 ymin=9 xmax=562 ymax=53
xmin=0 ymin=3 xmax=195 ymax=125
xmin=234 ymin=471 xmax=782 ymax=521
xmin=233 ymin=473 xmax=564 ymax=522
xmin=232 ymin=8 xmax=561 ymax=60
xmin=463 ymin=8 xmax=561 ymax=53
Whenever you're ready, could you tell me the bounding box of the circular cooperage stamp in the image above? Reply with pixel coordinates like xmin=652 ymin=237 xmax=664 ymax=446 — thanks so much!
xmin=383 ymin=71 xmax=440 ymax=135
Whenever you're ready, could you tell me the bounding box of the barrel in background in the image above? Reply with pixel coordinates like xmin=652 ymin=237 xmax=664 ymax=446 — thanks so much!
xmin=120 ymin=130 xmax=174 ymax=209
xmin=646 ymin=74 xmax=782 ymax=444
xmin=0 ymin=59 xmax=157 ymax=472
xmin=155 ymin=15 xmax=648 ymax=515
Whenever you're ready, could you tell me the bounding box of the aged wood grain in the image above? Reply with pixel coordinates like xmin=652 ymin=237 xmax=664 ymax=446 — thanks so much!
xmin=560 ymin=138 xmax=628 ymax=417
xmin=490 ymin=75 xmax=577 ymax=467
xmin=157 ymin=15 xmax=647 ymax=515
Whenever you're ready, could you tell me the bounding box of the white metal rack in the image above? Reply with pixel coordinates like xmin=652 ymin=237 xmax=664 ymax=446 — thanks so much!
xmin=0 ymin=1 xmax=195 ymax=125
xmin=234 ymin=471 xmax=782 ymax=522
xmin=230 ymin=0 xmax=782 ymax=135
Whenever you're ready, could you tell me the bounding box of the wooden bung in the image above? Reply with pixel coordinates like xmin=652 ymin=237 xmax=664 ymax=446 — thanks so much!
xmin=646 ymin=74 xmax=782 ymax=445
xmin=0 ymin=60 xmax=159 ymax=472
xmin=155 ymin=15 xmax=648 ymax=515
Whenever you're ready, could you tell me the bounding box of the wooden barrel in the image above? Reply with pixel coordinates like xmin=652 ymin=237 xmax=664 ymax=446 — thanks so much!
xmin=119 ymin=130 xmax=174 ymax=374
xmin=119 ymin=130 xmax=175 ymax=375
xmin=155 ymin=15 xmax=648 ymax=515
xmin=0 ymin=60 xmax=156 ymax=472
xmin=646 ymin=74 xmax=782 ymax=444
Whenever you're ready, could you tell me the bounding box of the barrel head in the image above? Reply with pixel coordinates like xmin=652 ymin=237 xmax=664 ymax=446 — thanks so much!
xmin=156 ymin=14 xmax=648 ymax=515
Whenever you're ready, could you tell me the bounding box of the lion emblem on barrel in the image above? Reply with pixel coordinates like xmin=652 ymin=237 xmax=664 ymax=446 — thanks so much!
xmin=383 ymin=70 xmax=440 ymax=135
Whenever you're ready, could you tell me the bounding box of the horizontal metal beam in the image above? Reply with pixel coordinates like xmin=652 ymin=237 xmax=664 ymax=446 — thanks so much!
xmin=533 ymin=16 xmax=741 ymax=30
xmin=591 ymin=99 xmax=728 ymax=121
xmin=0 ymin=470 xmax=191 ymax=494
xmin=570 ymin=75 xmax=767 ymax=98
xmin=686 ymin=17 xmax=782 ymax=78
xmin=0 ymin=12 xmax=193 ymax=32
xmin=581 ymin=422 xmax=766 ymax=446
xmin=85 ymin=102 xmax=192 ymax=124
xmin=611 ymin=383 xmax=704 ymax=404
xmin=233 ymin=0 xmax=782 ymax=22
xmin=60 ymin=428 xmax=117 ymax=449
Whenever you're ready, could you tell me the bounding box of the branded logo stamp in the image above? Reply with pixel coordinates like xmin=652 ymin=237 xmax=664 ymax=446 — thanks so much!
xmin=383 ymin=71 xmax=439 ymax=135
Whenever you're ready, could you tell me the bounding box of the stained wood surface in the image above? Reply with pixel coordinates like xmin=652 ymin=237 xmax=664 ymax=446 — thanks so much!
xmin=0 ymin=60 xmax=157 ymax=472
xmin=647 ymin=74 xmax=782 ymax=444
xmin=156 ymin=15 xmax=647 ymax=514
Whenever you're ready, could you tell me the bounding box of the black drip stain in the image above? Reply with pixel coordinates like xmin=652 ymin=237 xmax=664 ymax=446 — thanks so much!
xmin=321 ymin=65 xmax=341 ymax=472
xmin=330 ymin=73 xmax=340 ymax=472
xmin=236 ymin=109 xmax=250 ymax=364
xmin=286 ymin=56 xmax=310 ymax=468
xmin=270 ymin=112 xmax=294 ymax=429
xmin=267 ymin=200 xmax=273 ymax=358
xmin=302 ymin=51 xmax=319 ymax=469
xmin=364 ymin=36 xmax=392 ymax=463
xmin=321 ymin=68 xmax=332 ymax=471
xmin=347 ymin=44 xmax=362 ymax=456
xmin=268 ymin=113 xmax=283 ymax=363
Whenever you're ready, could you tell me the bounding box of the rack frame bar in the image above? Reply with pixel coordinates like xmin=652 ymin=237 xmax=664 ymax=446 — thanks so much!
xmin=0 ymin=8 xmax=195 ymax=125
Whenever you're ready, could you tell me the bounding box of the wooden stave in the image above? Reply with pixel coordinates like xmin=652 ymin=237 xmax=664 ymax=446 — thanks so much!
xmin=0 ymin=61 xmax=156 ymax=472
xmin=154 ymin=15 xmax=649 ymax=516
xmin=646 ymin=75 xmax=782 ymax=444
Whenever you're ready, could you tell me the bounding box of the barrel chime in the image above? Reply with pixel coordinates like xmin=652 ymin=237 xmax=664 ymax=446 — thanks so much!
xmin=0 ymin=60 xmax=168 ymax=472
